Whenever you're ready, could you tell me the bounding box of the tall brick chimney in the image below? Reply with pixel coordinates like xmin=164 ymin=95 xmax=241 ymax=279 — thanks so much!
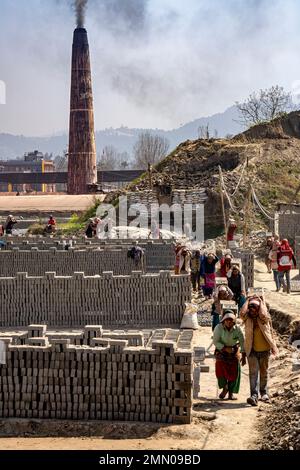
xmin=67 ymin=28 xmax=97 ymax=194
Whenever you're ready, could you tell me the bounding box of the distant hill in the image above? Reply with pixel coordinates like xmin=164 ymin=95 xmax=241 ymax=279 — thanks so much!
xmin=0 ymin=106 xmax=243 ymax=160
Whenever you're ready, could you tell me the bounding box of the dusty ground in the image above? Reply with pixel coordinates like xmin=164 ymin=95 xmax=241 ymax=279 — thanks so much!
xmin=0 ymin=194 xmax=105 ymax=213
xmin=0 ymin=259 xmax=298 ymax=451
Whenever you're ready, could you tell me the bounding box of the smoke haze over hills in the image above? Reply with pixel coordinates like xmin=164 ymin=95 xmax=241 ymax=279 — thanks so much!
xmin=0 ymin=0 xmax=299 ymax=136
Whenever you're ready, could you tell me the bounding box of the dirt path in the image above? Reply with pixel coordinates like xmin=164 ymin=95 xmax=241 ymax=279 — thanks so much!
xmin=254 ymin=259 xmax=300 ymax=311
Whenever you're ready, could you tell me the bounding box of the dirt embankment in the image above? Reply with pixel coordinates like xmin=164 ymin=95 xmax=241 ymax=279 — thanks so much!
xmin=121 ymin=111 xmax=300 ymax=236
xmin=234 ymin=111 xmax=300 ymax=142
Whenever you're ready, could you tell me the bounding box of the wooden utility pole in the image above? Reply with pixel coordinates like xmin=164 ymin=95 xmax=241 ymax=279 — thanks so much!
xmin=243 ymin=183 xmax=252 ymax=248
xmin=148 ymin=163 xmax=153 ymax=190
xmin=218 ymin=166 xmax=228 ymax=245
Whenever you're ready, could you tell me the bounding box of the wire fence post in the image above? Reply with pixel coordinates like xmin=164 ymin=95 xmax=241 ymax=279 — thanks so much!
xmin=218 ymin=166 xmax=228 ymax=246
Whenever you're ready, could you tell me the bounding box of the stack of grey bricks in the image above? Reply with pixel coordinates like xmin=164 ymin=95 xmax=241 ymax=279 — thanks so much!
xmin=0 ymin=249 xmax=144 ymax=277
xmin=295 ymin=236 xmax=300 ymax=266
xmin=2 ymin=239 xmax=175 ymax=273
xmin=231 ymin=249 xmax=254 ymax=290
xmin=276 ymin=212 xmax=300 ymax=241
xmin=172 ymin=189 xmax=207 ymax=206
xmin=0 ymin=272 xmax=191 ymax=327
xmin=126 ymin=189 xmax=208 ymax=209
xmin=0 ymin=325 xmax=193 ymax=423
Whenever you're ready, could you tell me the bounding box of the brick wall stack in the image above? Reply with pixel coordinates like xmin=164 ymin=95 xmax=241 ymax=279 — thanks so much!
xmin=276 ymin=212 xmax=300 ymax=241
xmin=0 ymin=249 xmax=144 ymax=277
xmin=172 ymin=189 xmax=207 ymax=206
xmin=126 ymin=189 xmax=208 ymax=209
xmin=295 ymin=236 xmax=300 ymax=267
xmin=126 ymin=191 xmax=158 ymax=213
xmin=0 ymin=325 xmax=193 ymax=423
xmin=0 ymin=272 xmax=191 ymax=327
xmin=2 ymin=240 xmax=175 ymax=273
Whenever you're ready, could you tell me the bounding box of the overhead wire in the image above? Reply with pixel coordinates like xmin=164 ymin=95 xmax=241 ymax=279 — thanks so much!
xmin=229 ymin=161 xmax=247 ymax=197
xmin=219 ymin=168 xmax=241 ymax=214
xmin=251 ymin=186 xmax=273 ymax=218
xmin=251 ymin=186 xmax=275 ymax=221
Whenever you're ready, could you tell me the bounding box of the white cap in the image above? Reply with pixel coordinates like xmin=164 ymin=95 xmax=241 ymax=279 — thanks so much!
xmin=221 ymin=311 xmax=236 ymax=322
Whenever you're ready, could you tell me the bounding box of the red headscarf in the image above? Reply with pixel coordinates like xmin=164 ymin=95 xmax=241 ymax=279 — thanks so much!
xmin=280 ymin=239 xmax=291 ymax=251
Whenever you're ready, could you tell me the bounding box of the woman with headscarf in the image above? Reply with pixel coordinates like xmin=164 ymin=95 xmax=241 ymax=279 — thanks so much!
xmin=200 ymin=253 xmax=219 ymax=299
xmin=211 ymin=285 xmax=234 ymax=330
xmin=220 ymin=253 xmax=232 ymax=278
xmin=226 ymin=218 xmax=237 ymax=242
xmin=174 ymin=244 xmax=191 ymax=275
xmin=190 ymin=249 xmax=203 ymax=292
xmin=264 ymin=236 xmax=273 ymax=273
xmin=213 ymin=311 xmax=246 ymax=400
xmin=277 ymin=239 xmax=296 ymax=294
xmin=227 ymin=264 xmax=246 ymax=311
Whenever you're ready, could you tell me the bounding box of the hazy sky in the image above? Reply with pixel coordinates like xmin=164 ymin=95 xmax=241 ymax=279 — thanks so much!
xmin=0 ymin=0 xmax=299 ymax=136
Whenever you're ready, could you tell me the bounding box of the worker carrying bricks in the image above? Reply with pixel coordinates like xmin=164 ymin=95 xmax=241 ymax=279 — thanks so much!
xmin=226 ymin=218 xmax=237 ymax=242
xmin=85 ymin=218 xmax=95 ymax=238
xmin=45 ymin=215 xmax=56 ymax=234
xmin=190 ymin=249 xmax=203 ymax=293
xmin=264 ymin=235 xmax=273 ymax=273
xmin=277 ymin=239 xmax=297 ymax=294
xmin=213 ymin=310 xmax=246 ymax=400
xmin=174 ymin=244 xmax=191 ymax=274
xmin=200 ymin=253 xmax=219 ymax=299
xmin=219 ymin=252 xmax=233 ymax=278
xmin=269 ymin=234 xmax=281 ymax=291
xmin=227 ymin=263 xmax=246 ymax=311
xmin=5 ymin=214 xmax=17 ymax=235
xmin=211 ymin=285 xmax=234 ymax=330
xmin=240 ymin=296 xmax=278 ymax=406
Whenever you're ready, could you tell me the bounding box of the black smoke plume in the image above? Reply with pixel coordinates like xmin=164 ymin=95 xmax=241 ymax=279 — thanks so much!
xmin=74 ymin=0 xmax=88 ymax=28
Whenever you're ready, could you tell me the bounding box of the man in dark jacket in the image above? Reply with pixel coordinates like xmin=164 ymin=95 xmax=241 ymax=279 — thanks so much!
xmin=5 ymin=215 xmax=17 ymax=235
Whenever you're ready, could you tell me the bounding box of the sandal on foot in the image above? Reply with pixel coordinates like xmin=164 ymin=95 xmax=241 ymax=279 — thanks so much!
xmin=228 ymin=393 xmax=237 ymax=400
xmin=219 ymin=386 xmax=228 ymax=399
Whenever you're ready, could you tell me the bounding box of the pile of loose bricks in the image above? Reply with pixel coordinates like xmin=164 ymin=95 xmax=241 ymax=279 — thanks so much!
xmin=0 ymin=325 xmax=193 ymax=423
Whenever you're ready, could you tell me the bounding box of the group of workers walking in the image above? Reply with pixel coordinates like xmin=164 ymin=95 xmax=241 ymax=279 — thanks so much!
xmin=175 ymin=238 xmax=282 ymax=407
xmin=175 ymin=246 xmax=219 ymax=298
xmin=175 ymin=246 xmax=246 ymax=308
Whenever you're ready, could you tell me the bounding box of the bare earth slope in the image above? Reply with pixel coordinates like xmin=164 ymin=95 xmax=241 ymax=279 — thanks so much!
xmin=126 ymin=111 xmax=300 ymax=232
